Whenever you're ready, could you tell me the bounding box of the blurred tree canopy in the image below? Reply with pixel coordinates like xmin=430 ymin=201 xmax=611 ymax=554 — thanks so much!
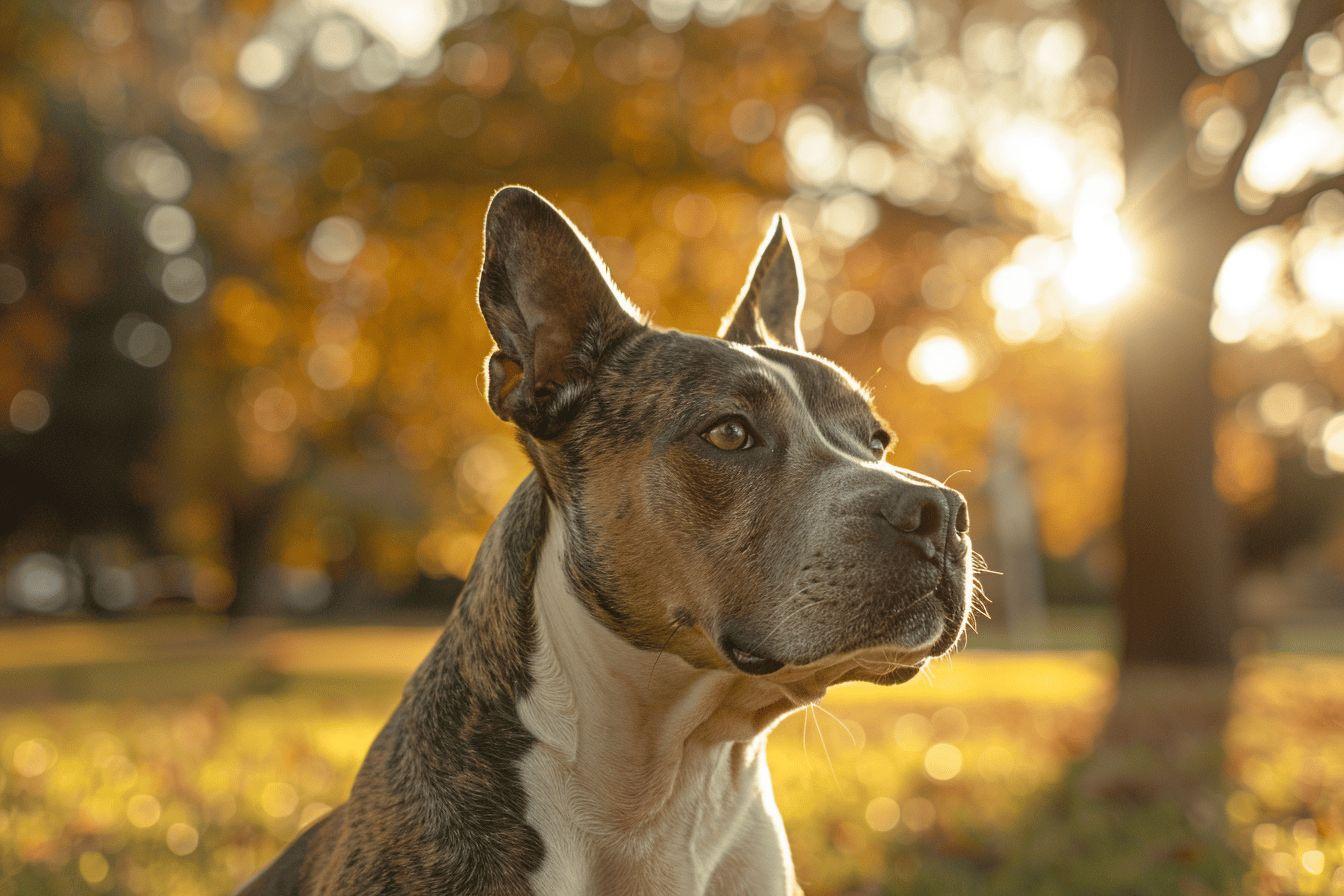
xmin=1 ymin=0 xmax=1342 ymax=648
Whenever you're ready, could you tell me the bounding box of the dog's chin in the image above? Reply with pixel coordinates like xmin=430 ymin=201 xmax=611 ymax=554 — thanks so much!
xmin=718 ymin=603 xmax=947 ymax=683
xmin=851 ymin=659 xmax=928 ymax=685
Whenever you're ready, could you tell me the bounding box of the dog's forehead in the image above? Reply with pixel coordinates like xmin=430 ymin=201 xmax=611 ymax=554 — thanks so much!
xmin=608 ymin=331 xmax=877 ymax=428
xmin=751 ymin=344 xmax=876 ymax=419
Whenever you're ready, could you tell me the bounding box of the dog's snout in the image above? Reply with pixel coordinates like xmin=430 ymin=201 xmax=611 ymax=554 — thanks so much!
xmin=880 ymin=485 xmax=968 ymax=561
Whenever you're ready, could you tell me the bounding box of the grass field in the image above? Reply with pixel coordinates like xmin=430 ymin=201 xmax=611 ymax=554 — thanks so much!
xmin=0 ymin=619 xmax=1340 ymax=895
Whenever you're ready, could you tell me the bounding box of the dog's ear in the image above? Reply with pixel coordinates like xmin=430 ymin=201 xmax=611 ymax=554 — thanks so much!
xmin=477 ymin=186 xmax=642 ymax=438
xmin=719 ymin=214 xmax=804 ymax=349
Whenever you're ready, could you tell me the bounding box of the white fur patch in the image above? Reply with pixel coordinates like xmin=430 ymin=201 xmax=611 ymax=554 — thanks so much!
xmin=516 ymin=513 xmax=799 ymax=895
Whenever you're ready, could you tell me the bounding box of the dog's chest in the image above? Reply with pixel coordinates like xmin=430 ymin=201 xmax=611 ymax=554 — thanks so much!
xmin=517 ymin=740 xmax=791 ymax=895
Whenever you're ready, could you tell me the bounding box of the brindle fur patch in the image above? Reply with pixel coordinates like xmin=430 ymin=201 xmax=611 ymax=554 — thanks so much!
xmin=239 ymin=478 xmax=551 ymax=895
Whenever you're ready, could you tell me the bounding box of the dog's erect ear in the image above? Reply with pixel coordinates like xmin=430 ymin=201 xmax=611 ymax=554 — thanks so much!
xmin=477 ymin=186 xmax=642 ymax=438
xmin=718 ymin=214 xmax=804 ymax=349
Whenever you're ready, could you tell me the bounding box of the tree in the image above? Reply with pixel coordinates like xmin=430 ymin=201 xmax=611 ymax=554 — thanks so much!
xmin=1103 ymin=0 xmax=1343 ymax=664
xmin=0 ymin=8 xmax=168 ymax=566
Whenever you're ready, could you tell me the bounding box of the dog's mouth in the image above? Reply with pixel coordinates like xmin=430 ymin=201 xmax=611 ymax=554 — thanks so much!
xmin=717 ymin=587 xmax=956 ymax=680
xmin=721 ymin=636 xmax=787 ymax=676
xmin=720 ymin=634 xmax=931 ymax=685
xmin=719 ymin=632 xmax=933 ymax=681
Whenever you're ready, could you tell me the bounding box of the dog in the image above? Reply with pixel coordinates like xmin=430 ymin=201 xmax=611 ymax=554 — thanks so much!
xmin=239 ymin=186 xmax=973 ymax=895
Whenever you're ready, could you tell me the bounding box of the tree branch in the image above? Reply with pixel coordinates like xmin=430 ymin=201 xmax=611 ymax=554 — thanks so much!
xmin=1223 ymin=0 xmax=1343 ymax=187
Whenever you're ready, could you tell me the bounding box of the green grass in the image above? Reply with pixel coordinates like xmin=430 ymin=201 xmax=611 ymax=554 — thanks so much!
xmin=0 ymin=621 xmax=1341 ymax=895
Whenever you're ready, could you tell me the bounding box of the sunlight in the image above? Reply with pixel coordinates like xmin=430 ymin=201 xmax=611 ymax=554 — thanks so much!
xmin=1294 ymin=227 xmax=1344 ymax=314
xmin=1060 ymin=205 xmax=1140 ymax=315
xmin=1228 ymin=0 xmax=1293 ymax=58
xmin=1208 ymin=193 xmax=1344 ymax=346
xmin=981 ymin=199 xmax=1138 ymax=343
xmin=1322 ymin=413 xmax=1344 ymax=472
xmin=1217 ymin=231 xmax=1286 ymax=314
xmin=986 ymin=263 xmax=1038 ymax=311
xmin=985 ymin=116 xmax=1077 ymax=211
xmin=1243 ymin=96 xmax=1339 ymax=196
xmin=907 ymin=330 xmax=977 ymax=391
xmin=324 ymin=0 xmax=450 ymax=60
xmin=1212 ymin=228 xmax=1292 ymax=344
xmin=785 ymin=106 xmax=847 ymax=188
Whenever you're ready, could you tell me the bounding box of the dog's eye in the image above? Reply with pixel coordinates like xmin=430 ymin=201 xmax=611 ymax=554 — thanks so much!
xmin=869 ymin=431 xmax=891 ymax=458
xmin=704 ymin=417 xmax=753 ymax=451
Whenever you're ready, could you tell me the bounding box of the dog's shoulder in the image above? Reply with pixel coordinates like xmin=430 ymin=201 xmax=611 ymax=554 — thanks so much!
xmin=234 ymin=808 xmax=337 ymax=895
xmin=263 ymin=476 xmax=552 ymax=895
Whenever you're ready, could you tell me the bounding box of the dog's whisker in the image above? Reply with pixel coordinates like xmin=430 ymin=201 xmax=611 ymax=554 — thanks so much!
xmin=807 ymin=705 xmax=840 ymax=787
xmin=941 ymin=469 xmax=972 ymax=486
xmin=801 ymin=703 xmax=811 ymax=767
xmin=852 ymin=655 xmax=902 ymax=675
xmin=969 ymin=586 xmax=992 ymax=625
xmin=858 ymin=371 xmax=881 ymax=401
xmin=809 ymin=700 xmax=858 ymax=747
xmin=647 ymin=621 xmax=683 ymax=687
xmin=954 ymin=622 xmax=972 ymax=654
xmin=970 ymin=550 xmax=1002 ymax=577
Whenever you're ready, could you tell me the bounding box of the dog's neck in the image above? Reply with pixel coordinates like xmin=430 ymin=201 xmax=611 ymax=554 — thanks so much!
xmin=518 ymin=506 xmax=795 ymax=824
xmin=393 ymin=483 xmax=802 ymax=891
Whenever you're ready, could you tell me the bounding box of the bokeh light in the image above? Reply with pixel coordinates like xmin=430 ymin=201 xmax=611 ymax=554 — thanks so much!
xmin=9 ymin=390 xmax=51 ymax=434
xmin=142 ymin=205 xmax=196 ymax=256
xmin=907 ymin=329 xmax=977 ymax=391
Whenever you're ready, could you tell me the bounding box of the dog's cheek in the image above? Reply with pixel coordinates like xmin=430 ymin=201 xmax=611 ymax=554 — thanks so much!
xmin=569 ymin=457 xmax=690 ymax=642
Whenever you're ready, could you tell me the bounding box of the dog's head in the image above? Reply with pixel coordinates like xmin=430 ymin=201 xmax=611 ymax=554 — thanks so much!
xmin=477 ymin=186 xmax=973 ymax=687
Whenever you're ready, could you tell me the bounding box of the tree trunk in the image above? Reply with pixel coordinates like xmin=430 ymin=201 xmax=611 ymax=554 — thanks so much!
xmin=1116 ymin=222 xmax=1237 ymax=666
xmin=1110 ymin=0 xmax=1242 ymax=665
xmin=225 ymin=483 xmax=288 ymax=618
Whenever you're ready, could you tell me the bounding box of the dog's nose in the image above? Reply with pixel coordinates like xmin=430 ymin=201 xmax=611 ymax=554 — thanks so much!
xmin=880 ymin=485 xmax=968 ymax=561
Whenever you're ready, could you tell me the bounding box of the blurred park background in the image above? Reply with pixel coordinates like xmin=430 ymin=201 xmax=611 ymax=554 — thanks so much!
xmin=1 ymin=0 xmax=1343 ymax=893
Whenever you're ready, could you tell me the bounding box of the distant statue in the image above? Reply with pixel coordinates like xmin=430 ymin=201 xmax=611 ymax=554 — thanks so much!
xmin=984 ymin=409 xmax=1047 ymax=644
